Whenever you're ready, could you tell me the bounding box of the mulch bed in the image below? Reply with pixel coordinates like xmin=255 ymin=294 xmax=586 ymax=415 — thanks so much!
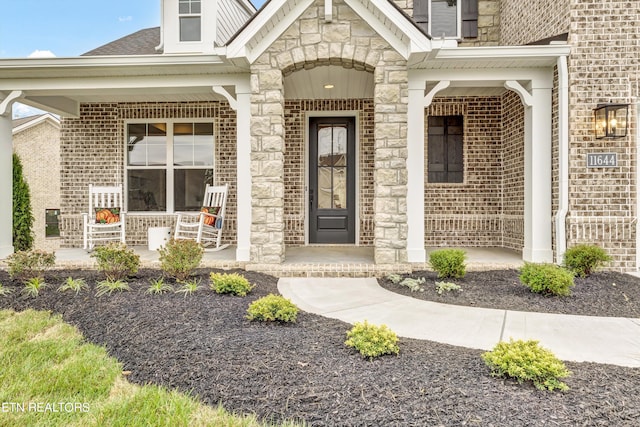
xmin=379 ymin=269 xmax=640 ymax=318
xmin=1 ymin=268 xmax=639 ymax=426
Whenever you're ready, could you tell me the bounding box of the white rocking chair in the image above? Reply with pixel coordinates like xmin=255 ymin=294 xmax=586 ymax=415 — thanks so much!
xmin=174 ymin=183 xmax=229 ymax=251
xmin=82 ymin=184 xmax=126 ymax=250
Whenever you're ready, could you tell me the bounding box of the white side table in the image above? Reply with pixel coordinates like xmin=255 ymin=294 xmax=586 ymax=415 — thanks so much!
xmin=148 ymin=227 xmax=172 ymax=251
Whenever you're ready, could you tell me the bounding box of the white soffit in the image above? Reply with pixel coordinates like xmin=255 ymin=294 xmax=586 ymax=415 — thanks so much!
xmin=284 ymin=65 xmax=374 ymax=99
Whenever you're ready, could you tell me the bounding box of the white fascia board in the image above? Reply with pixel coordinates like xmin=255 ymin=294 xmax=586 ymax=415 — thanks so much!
xmin=411 ymin=67 xmax=554 ymax=86
xmin=435 ymin=45 xmax=571 ymax=61
xmin=12 ymin=112 xmax=60 ymax=134
xmin=227 ymin=0 xmax=315 ymax=62
xmin=345 ymin=0 xmax=431 ymax=57
xmin=0 ymin=54 xmax=226 ymax=69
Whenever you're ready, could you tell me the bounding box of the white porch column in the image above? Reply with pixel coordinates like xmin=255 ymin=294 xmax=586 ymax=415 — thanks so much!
xmin=406 ymin=81 xmax=426 ymax=263
xmin=0 ymin=106 xmax=14 ymax=258
xmin=236 ymin=88 xmax=252 ymax=262
xmin=524 ymin=81 xmax=554 ymax=262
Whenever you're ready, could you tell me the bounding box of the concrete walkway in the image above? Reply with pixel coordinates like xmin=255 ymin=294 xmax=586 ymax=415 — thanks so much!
xmin=278 ymin=277 xmax=640 ymax=368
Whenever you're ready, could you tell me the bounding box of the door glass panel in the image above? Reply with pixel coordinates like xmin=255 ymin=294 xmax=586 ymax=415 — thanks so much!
xmin=317 ymin=167 xmax=332 ymax=209
xmin=317 ymin=126 xmax=332 ymax=166
xmin=333 ymin=168 xmax=346 ymax=209
xmin=333 ymin=126 xmax=347 ymax=166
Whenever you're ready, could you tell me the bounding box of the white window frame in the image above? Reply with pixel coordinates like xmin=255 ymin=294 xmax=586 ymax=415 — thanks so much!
xmin=178 ymin=0 xmax=202 ymax=42
xmin=124 ymin=119 xmax=215 ymax=214
xmin=428 ymin=0 xmax=461 ymax=40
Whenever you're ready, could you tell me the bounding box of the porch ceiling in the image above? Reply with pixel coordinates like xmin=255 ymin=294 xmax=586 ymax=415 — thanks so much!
xmin=284 ymin=66 xmax=374 ymax=99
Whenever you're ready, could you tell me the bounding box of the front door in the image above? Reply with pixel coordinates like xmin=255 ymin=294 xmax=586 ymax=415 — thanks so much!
xmin=309 ymin=117 xmax=356 ymax=244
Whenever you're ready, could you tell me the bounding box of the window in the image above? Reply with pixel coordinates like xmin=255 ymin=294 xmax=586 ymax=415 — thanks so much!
xmin=179 ymin=0 xmax=201 ymax=41
xmin=414 ymin=0 xmax=478 ymax=39
xmin=45 ymin=209 xmax=60 ymax=238
xmin=428 ymin=116 xmax=463 ymax=183
xmin=126 ymin=121 xmax=214 ymax=212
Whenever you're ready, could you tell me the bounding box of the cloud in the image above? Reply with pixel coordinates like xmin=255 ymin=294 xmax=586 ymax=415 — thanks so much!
xmin=28 ymin=50 xmax=56 ymax=58
xmin=12 ymin=103 xmax=47 ymax=119
xmin=118 ymin=16 xmax=133 ymax=22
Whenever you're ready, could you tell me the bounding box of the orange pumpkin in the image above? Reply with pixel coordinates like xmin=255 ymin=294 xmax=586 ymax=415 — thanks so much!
xmin=201 ymin=208 xmax=215 ymax=226
xmin=96 ymin=209 xmax=110 ymax=222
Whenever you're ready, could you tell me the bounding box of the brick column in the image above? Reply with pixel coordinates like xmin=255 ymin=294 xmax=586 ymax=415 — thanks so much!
xmin=373 ymin=61 xmax=408 ymax=264
xmin=250 ymin=67 xmax=285 ymax=264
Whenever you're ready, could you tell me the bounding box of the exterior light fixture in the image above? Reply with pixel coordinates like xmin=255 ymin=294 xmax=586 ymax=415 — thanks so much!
xmin=324 ymin=84 xmax=334 ymax=89
xmin=594 ymin=103 xmax=628 ymax=139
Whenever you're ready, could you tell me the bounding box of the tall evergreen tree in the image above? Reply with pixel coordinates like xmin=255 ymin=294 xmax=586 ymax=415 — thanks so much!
xmin=12 ymin=153 xmax=34 ymax=251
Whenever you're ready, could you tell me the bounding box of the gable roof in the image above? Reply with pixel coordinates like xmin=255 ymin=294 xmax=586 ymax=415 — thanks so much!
xmin=83 ymin=28 xmax=162 ymax=56
xmin=12 ymin=113 xmax=60 ymax=134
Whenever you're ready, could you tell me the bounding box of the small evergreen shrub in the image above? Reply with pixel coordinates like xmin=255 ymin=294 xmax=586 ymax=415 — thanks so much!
xmin=246 ymin=294 xmax=299 ymax=323
xmin=95 ymin=279 xmax=130 ymax=297
xmin=429 ymin=249 xmax=466 ymax=279
xmin=91 ymin=243 xmax=140 ymax=281
xmin=482 ymin=339 xmax=571 ymax=391
xmin=563 ymin=244 xmax=612 ymax=277
xmin=57 ymin=277 xmax=88 ymax=295
xmin=210 ymin=272 xmax=254 ymax=296
xmin=345 ymin=321 xmax=400 ymax=359
xmin=7 ymin=249 xmax=55 ymax=281
xmin=435 ymin=281 xmax=462 ymax=295
xmin=519 ymin=262 xmax=575 ymax=296
xmin=400 ymin=277 xmax=425 ymax=292
xmin=386 ymin=274 xmax=403 ymax=284
xmin=13 ymin=153 xmax=34 ymax=252
xmin=158 ymin=239 xmax=204 ymax=281
xmin=22 ymin=277 xmax=46 ymax=298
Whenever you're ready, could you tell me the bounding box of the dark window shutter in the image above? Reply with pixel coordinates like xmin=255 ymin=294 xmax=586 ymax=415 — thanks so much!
xmin=461 ymin=0 xmax=478 ymax=38
xmin=428 ymin=115 xmax=464 ymax=183
xmin=414 ymin=0 xmax=429 ymax=33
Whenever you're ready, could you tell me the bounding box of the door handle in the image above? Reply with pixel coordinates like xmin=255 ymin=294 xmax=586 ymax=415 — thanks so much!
xmin=309 ymin=189 xmax=314 ymax=209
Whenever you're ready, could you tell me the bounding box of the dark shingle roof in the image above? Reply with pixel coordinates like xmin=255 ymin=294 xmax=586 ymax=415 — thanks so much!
xmin=13 ymin=114 xmax=46 ymax=128
xmin=82 ymin=27 xmax=162 ymax=56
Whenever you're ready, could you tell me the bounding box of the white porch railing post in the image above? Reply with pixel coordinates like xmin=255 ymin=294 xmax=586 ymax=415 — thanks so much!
xmin=235 ymin=88 xmax=252 ymax=262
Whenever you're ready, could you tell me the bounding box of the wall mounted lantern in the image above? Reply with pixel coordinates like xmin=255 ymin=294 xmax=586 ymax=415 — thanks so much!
xmin=594 ymin=103 xmax=628 ymax=139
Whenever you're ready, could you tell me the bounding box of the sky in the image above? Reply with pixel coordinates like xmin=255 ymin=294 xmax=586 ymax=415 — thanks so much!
xmin=2 ymin=0 xmax=267 ymax=117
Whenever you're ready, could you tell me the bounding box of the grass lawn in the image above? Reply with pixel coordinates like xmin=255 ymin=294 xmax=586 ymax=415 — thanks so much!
xmin=0 ymin=309 xmax=299 ymax=427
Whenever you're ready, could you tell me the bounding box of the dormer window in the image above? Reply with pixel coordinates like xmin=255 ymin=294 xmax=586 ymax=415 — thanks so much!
xmin=414 ymin=0 xmax=478 ymax=39
xmin=179 ymin=0 xmax=201 ymax=42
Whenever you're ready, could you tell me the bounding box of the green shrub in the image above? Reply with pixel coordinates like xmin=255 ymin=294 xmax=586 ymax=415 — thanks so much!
xmin=435 ymin=281 xmax=462 ymax=295
xmin=158 ymin=239 xmax=204 ymax=281
xmin=429 ymin=249 xmax=466 ymax=279
xmin=344 ymin=321 xmax=400 ymax=359
xmin=386 ymin=274 xmax=403 ymax=284
xmin=519 ymin=262 xmax=575 ymax=296
xmin=482 ymin=339 xmax=571 ymax=391
xmin=91 ymin=243 xmax=140 ymax=281
xmin=13 ymin=153 xmax=34 ymax=252
xmin=22 ymin=277 xmax=46 ymax=298
xmin=563 ymin=244 xmax=612 ymax=277
xmin=210 ymin=272 xmax=254 ymax=296
xmin=7 ymin=249 xmax=55 ymax=281
xmin=95 ymin=279 xmax=130 ymax=297
xmin=57 ymin=277 xmax=88 ymax=295
xmin=246 ymin=294 xmax=299 ymax=323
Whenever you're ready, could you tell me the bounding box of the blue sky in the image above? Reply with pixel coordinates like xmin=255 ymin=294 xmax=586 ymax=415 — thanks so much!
xmin=3 ymin=0 xmax=267 ymax=117
xmin=1 ymin=0 xmax=267 ymax=58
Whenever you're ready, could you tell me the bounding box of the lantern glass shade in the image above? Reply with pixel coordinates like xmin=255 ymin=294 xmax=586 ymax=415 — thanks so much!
xmin=594 ymin=104 xmax=628 ymax=139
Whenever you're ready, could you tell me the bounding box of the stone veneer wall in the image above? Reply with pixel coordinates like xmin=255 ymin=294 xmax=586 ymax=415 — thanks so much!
xmin=59 ymin=102 xmax=238 ymax=248
xmin=425 ymin=97 xmax=504 ymax=246
xmin=13 ymin=119 xmax=61 ymax=252
xmin=283 ymin=98 xmax=375 ymax=246
xmin=250 ymin=0 xmax=408 ymax=264
xmin=501 ymin=91 xmax=525 ymax=251
xmin=500 ymin=0 xmax=569 ymax=45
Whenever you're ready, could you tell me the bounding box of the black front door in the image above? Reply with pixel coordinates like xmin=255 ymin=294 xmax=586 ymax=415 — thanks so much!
xmin=309 ymin=117 xmax=356 ymax=244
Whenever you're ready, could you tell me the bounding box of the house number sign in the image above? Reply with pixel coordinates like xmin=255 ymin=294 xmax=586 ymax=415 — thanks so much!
xmin=587 ymin=153 xmax=617 ymax=168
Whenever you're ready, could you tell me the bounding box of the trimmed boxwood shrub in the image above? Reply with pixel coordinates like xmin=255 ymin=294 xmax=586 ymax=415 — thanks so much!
xmin=246 ymin=294 xmax=298 ymax=323
xmin=210 ymin=272 xmax=253 ymax=296
xmin=519 ymin=262 xmax=574 ymax=296
xmin=482 ymin=339 xmax=571 ymax=391
xmin=563 ymin=244 xmax=612 ymax=277
xmin=429 ymin=249 xmax=466 ymax=279
xmin=344 ymin=321 xmax=400 ymax=359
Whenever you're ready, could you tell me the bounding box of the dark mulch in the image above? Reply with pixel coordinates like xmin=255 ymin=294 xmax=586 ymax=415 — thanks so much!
xmin=379 ymin=270 xmax=640 ymax=318
xmin=1 ymin=268 xmax=640 ymax=426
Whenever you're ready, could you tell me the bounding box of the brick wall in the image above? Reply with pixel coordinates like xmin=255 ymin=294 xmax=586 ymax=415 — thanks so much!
xmin=283 ymin=99 xmax=375 ymax=246
xmin=13 ymin=119 xmax=61 ymax=252
xmin=500 ymin=0 xmax=569 ymax=45
xmin=59 ymin=102 xmax=238 ymax=248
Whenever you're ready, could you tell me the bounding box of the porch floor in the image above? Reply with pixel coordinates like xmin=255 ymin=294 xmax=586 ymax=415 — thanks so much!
xmin=44 ymin=245 xmax=523 ymax=277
